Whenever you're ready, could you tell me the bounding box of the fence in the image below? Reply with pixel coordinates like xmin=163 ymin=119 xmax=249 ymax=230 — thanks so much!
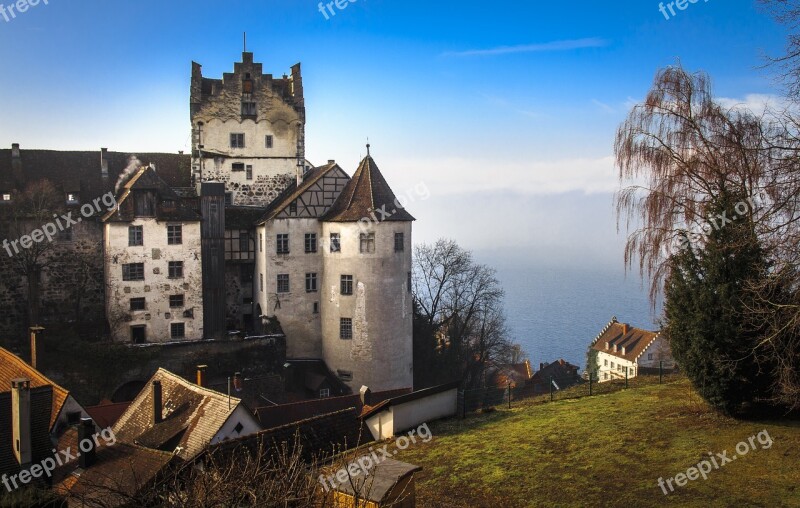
xmin=457 ymin=363 xmax=680 ymax=418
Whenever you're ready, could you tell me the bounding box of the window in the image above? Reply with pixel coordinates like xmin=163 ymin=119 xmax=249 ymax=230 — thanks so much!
xmin=233 ymin=422 xmax=244 ymax=434
xmin=232 ymin=163 xmax=245 ymax=172
xmin=230 ymin=133 xmax=245 ymax=148
xmin=337 ymin=370 xmax=353 ymax=382
xmin=394 ymin=232 xmax=404 ymax=252
xmin=276 ymin=234 xmax=289 ymax=254
xmin=246 ymin=165 xmax=253 ymax=180
xmin=340 ymin=275 xmax=353 ymax=296
xmin=168 ymin=261 xmax=184 ymax=279
xmin=359 ymin=233 xmax=375 ymax=253
xmin=610 ymin=362 xmax=615 ymax=369
xmin=604 ymin=372 xmax=608 ymax=380
xmin=319 ymin=388 xmax=330 ymax=398
xmin=305 ymin=233 xmax=317 ymax=253
xmin=129 ymin=226 xmax=143 ymax=247
xmin=131 ymin=326 xmax=146 ymax=344
xmin=330 ymin=233 xmax=341 ymax=253
xmin=239 ymin=231 xmax=250 ymax=252
xmin=162 ymin=200 xmax=176 ymax=211
xmin=260 ymin=273 xmax=264 ymax=292
xmin=240 ymin=264 xmax=253 ymax=283
xmin=241 ymin=101 xmax=257 ymax=116
xmin=604 ymin=359 xmax=608 ymax=367
xmin=170 ymin=323 xmax=185 ymax=339
xmin=170 ymin=295 xmax=185 ymax=308
xmin=306 ymin=273 xmax=317 ymax=293
xmin=1 ymin=194 xmax=10 ymax=202
xmin=265 ymin=135 xmax=273 ymax=149
xmin=130 ymin=298 xmax=146 ymax=311
xmin=57 ymin=228 xmax=73 ymax=242
xmin=340 ymin=318 xmax=353 ymax=340
xmin=225 ymin=193 xmax=233 ymax=206
xmin=313 ymin=302 xmax=319 ymax=314
xmin=259 ymin=233 xmax=263 ymax=252
xmin=648 ymin=353 xmax=653 ymax=361
xmin=66 ymin=193 xmax=79 ymax=205
xmin=277 ymin=274 xmax=290 ymax=293
xmin=167 ymin=225 xmax=182 ymax=245
xmin=407 ymin=271 xmax=412 ymax=293
xmin=122 ymin=263 xmax=144 ymax=281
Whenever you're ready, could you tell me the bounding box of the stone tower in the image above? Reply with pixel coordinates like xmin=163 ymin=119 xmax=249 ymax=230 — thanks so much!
xmin=190 ymin=52 xmax=306 ymax=206
xmin=320 ymin=153 xmax=415 ymax=392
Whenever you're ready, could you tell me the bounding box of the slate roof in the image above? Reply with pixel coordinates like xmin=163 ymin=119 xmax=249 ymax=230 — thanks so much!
xmin=322 ymin=156 xmax=415 ymax=223
xmin=0 ymin=148 xmax=190 ymax=200
xmin=0 ymin=386 xmax=54 ymax=477
xmin=590 ymin=318 xmax=660 ymax=362
xmin=254 ymin=387 xmax=412 ymax=430
xmin=332 ymin=458 xmax=421 ymax=503
xmin=102 ymin=165 xmax=201 ymax=223
xmin=112 ymin=368 xmax=247 ymax=461
xmin=0 ymin=347 xmax=69 ymax=430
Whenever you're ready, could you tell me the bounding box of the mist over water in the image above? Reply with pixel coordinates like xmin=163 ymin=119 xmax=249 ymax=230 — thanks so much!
xmin=481 ymin=254 xmax=661 ymax=373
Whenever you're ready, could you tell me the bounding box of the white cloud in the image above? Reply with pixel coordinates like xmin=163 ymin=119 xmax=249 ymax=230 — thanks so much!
xmin=716 ymin=93 xmax=793 ymax=115
xmin=387 ymin=155 xmax=619 ymax=197
xmin=442 ymin=38 xmax=609 ymax=57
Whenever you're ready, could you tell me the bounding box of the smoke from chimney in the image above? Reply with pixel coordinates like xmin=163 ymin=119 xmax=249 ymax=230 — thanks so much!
xmin=114 ymin=155 xmax=143 ymax=194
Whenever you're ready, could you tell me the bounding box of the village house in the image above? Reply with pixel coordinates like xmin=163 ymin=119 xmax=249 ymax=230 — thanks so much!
xmin=587 ymin=317 xmax=675 ymax=382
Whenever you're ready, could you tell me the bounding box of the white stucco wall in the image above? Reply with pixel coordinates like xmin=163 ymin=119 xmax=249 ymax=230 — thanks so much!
xmin=105 ymin=219 xmax=204 ymax=343
xmin=211 ymin=404 xmax=262 ymax=443
xmin=321 ymin=221 xmax=413 ymax=392
xmin=365 ymin=388 xmax=458 ymax=440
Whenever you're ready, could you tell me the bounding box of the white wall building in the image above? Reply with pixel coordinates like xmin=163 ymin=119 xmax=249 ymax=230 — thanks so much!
xmin=103 ymin=166 xmax=204 ymax=343
xmin=588 ymin=317 xmax=675 ymax=382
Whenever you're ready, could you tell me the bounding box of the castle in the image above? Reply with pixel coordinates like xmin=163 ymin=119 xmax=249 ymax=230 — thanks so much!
xmin=0 ymin=52 xmax=415 ymax=393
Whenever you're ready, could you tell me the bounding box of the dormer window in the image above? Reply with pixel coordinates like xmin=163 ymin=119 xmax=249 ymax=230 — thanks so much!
xmin=66 ymin=193 xmax=79 ymax=205
xmin=621 ymin=347 xmax=626 ymax=355
xmin=613 ymin=345 xmax=618 ymax=353
xmin=605 ymin=342 xmax=609 ymax=350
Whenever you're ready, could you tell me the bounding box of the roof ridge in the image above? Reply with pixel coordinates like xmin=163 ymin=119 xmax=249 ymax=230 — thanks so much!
xmin=0 ymin=347 xmax=69 ymax=397
xmin=155 ymin=368 xmax=242 ymax=406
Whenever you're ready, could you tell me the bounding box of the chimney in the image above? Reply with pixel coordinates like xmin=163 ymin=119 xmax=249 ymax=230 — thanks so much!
xmin=77 ymin=418 xmax=97 ymax=469
xmin=359 ymin=385 xmax=372 ymax=406
xmin=29 ymin=326 xmax=43 ymax=370
xmin=233 ymin=372 xmax=243 ymax=392
xmin=559 ymin=359 xmax=565 ymax=366
xmin=11 ymin=143 xmax=22 ymax=184
xmin=100 ymin=148 xmax=109 ymax=178
xmin=11 ymin=143 xmax=20 ymax=159
xmin=328 ymin=159 xmax=335 ymax=165
xmin=622 ymin=323 xmax=630 ymax=335
xmin=539 ymin=363 xmax=544 ymax=371
xmin=11 ymin=379 xmax=32 ymax=466
xmin=152 ymin=381 xmax=163 ymax=424
xmin=196 ymin=365 xmax=207 ymax=388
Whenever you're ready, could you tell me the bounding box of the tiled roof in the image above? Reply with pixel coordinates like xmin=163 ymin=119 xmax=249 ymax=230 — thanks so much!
xmin=361 ymin=381 xmax=460 ymax=420
xmin=254 ymin=387 xmax=412 ymax=430
xmin=103 ymin=165 xmax=201 ymax=223
xmin=531 ymin=359 xmax=581 ymax=383
xmin=322 ymin=156 xmax=415 ymax=223
xmin=0 ymin=148 xmax=190 ymax=200
xmin=56 ymin=442 xmax=174 ymax=507
xmin=112 ymin=368 xmax=245 ymax=461
xmin=0 ymin=386 xmax=54 ymax=477
xmin=590 ymin=318 xmax=660 ymax=362
xmin=211 ymin=407 xmax=364 ymax=463
xmin=0 ymin=347 xmax=69 ymax=430
xmin=85 ymin=401 xmax=132 ymax=429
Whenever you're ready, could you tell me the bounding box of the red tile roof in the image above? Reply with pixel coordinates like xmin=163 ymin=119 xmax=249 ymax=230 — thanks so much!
xmin=590 ymin=318 xmax=660 ymax=362
xmin=86 ymin=401 xmax=132 ymax=429
xmin=0 ymin=347 xmax=69 ymax=430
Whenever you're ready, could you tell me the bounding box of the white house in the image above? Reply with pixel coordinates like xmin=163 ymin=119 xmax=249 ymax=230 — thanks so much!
xmin=103 ymin=166 xmax=204 ymax=343
xmin=362 ymin=382 xmax=459 ymax=441
xmin=588 ymin=317 xmax=675 ymax=382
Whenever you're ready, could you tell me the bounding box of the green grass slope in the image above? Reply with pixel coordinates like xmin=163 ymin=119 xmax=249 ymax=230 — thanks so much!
xmin=395 ymin=378 xmax=799 ymax=508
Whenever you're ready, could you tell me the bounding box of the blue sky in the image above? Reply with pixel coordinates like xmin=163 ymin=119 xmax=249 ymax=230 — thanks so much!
xmin=0 ymin=0 xmax=789 ymax=264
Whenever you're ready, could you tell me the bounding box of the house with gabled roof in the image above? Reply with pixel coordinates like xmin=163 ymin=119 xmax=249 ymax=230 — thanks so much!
xmin=112 ymin=368 xmax=261 ymax=461
xmin=587 ymin=317 xmax=675 ymax=382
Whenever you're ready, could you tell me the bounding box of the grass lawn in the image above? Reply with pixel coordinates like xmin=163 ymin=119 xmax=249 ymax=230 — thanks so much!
xmin=394 ymin=378 xmax=800 ymax=507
